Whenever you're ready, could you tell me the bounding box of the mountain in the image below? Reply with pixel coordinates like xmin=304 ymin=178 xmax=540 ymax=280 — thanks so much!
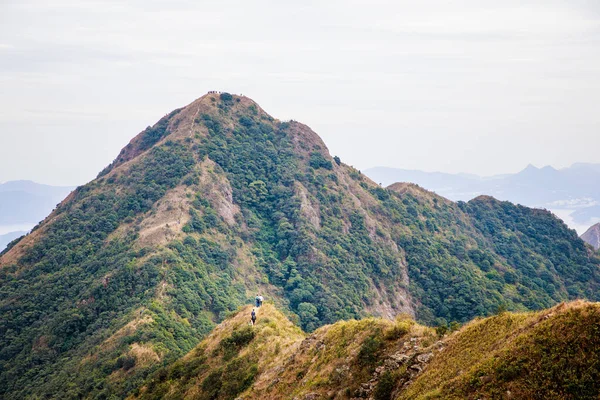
xmin=1 ymin=93 xmax=599 ymax=398
xmin=0 ymin=180 xmax=74 ymax=251
xmin=0 ymin=231 xmax=26 ymax=252
xmin=0 ymin=180 xmax=74 ymax=225
xmin=582 ymin=223 xmax=600 ymax=250
xmin=134 ymin=301 xmax=600 ymax=400
xmin=365 ymin=164 xmax=600 ymax=232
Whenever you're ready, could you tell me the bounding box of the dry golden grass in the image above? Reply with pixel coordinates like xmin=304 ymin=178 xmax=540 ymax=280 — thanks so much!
xmin=129 ymin=343 xmax=161 ymax=366
xmin=132 ymin=300 xmax=600 ymax=400
xmin=98 ymin=313 xmax=154 ymax=355
xmin=132 ymin=303 xmax=305 ymax=399
xmin=400 ymin=300 xmax=600 ymax=400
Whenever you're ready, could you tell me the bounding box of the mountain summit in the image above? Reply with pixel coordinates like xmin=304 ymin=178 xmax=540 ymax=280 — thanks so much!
xmin=1 ymin=92 xmax=599 ymax=398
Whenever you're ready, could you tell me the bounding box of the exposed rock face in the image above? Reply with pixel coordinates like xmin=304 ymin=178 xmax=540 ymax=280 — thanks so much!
xmin=581 ymin=223 xmax=600 ymax=250
xmin=295 ymin=182 xmax=321 ymax=229
xmin=197 ymin=158 xmax=241 ymax=227
xmin=356 ymin=337 xmax=439 ymax=399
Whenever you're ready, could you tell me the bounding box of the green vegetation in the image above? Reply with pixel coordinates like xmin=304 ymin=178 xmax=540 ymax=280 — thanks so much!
xmin=463 ymin=197 xmax=600 ymax=302
xmin=374 ymin=370 xmax=398 ymax=400
xmin=401 ymin=301 xmax=600 ymax=400
xmin=195 ymin=110 xmax=407 ymax=330
xmin=138 ymin=302 xmax=600 ymax=400
xmin=358 ymin=331 xmax=385 ymax=369
xmin=135 ymin=305 xmax=420 ymax=400
xmin=219 ymin=325 xmax=255 ymax=360
xmin=2 ymin=93 xmax=600 ymax=398
xmin=0 ymin=132 xmax=246 ymax=398
xmin=135 ymin=304 xmax=304 ymax=400
xmin=219 ymin=92 xmax=233 ymax=102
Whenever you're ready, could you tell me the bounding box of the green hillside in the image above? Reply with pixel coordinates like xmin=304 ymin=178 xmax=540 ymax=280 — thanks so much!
xmin=1 ymin=92 xmax=599 ymax=398
xmin=134 ymin=301 xmax=600 ymax=400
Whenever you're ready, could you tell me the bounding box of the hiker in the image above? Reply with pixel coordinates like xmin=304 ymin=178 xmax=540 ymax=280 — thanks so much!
xmin=255 ymin=294 xmax=261 ymax=308
xmin=258 ymin=295 xmax=264 ymax=307
xmin=251 ymin=308 xmax=257 ymax=326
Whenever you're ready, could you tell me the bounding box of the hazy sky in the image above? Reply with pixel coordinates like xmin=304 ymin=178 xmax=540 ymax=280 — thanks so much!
xmin=1 ymin=0 xmax=599 ymax=186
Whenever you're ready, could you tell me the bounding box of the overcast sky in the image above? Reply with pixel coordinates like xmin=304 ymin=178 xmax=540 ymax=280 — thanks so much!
xmin=1 ymin=0 xmax=599 ymax=186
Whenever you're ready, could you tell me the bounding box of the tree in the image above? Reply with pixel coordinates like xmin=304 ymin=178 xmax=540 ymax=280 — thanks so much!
xmin=297 ymin=302 xmax=319 ymax=331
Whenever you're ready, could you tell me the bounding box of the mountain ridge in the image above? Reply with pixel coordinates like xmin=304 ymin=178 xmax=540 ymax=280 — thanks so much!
xmin=0 ymin=180 xmax=74 ymax=224
xmin=1 ymin=92 xmax=599 ymax=398
xmin=365 ymin=164 xmax=600 ymax=233
xmin=133 ymin=300 xmax=600 ymax=400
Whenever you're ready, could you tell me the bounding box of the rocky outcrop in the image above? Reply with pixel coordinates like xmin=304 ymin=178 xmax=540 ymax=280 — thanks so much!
xmin=356 ymin=336 xmax=442 ymax=399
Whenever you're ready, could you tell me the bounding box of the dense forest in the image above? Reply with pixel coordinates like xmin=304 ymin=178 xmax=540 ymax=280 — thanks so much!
xmin=1 ymin=93 xmax=599 ymax=398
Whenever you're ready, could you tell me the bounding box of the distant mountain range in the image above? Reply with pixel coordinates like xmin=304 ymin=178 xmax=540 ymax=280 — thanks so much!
xmin=0 ymin=181 xmax=74 ymax=251
xmin=365 ymin=163 xmax=600 ymax=234
xmin=0 ymin=231 xmax=26 ymax=252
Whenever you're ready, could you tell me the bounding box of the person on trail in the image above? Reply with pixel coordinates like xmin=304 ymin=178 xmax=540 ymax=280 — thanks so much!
xmin=258 ymin=295 xmax=264 ymax=307
xmin=251 ymin=308 xmax=257 ymax=326
xmin=255 ymin=294 xmax=261 ymax=308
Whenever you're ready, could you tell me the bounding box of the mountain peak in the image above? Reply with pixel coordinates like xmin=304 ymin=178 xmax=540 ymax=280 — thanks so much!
xmin=3 ymin=93 xmax=600 ymax=399
xmin=519 ymin=164 xmax=557 ymax=174
xmin=471 ymin=194 xmax=498 ymax=202
xmin=581 ymin=223 xmax=600 ymax=250
xmin=192 ymin=91 xmax=264 ymax=112
xmin=97 ymin=92 xmax=276 ymax=178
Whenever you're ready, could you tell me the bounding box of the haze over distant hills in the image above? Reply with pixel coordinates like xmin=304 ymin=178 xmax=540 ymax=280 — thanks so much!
xmin=0 ymin=231 xmax=26 ymax=252
xmin=0 ymin=181 xmax=74 ymax=251
xmin=365 ymin=163 xmax=600 ymax=234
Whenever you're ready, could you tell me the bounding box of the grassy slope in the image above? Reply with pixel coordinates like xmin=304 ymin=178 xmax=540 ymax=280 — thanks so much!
xmin=132 ymin=303 xmax=306 ymax=399
xmin=133 ymin=303 xmax=437 ymax=400
xmin=135 ymin=301 xmax=600 ymax=400
xmin=401 ymin=300 xmax=600 ymax=400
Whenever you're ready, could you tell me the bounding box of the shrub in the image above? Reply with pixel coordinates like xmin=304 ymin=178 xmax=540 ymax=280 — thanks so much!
xmin=309 ymin=152 xmax=333 ymax=170
xmin=358 ymin=333 xmax=384 ymax=368
xmin=115 ymin=355 xmax=136 ymax=371
xmin=239 ymin=115 xmax=254 ymax=127
xmin=449 ymin=321 xmax=461 ymax=332
xmin=374 ymin=371 xmax=397 ymax=400
xmin=435 ymin=324 xmax=448 ymax=337
xmin=220 ymin=326 xmax=256 ymax=360
xmin=219 ymin=356 xmax=259 ymax=398
xmin=220 ymin=92 xmax=233 ymax=102
xmin=201 ymin=369 xmax=223 ymax=398
xmin=385 ymin=320 xmax=411 ymax=340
